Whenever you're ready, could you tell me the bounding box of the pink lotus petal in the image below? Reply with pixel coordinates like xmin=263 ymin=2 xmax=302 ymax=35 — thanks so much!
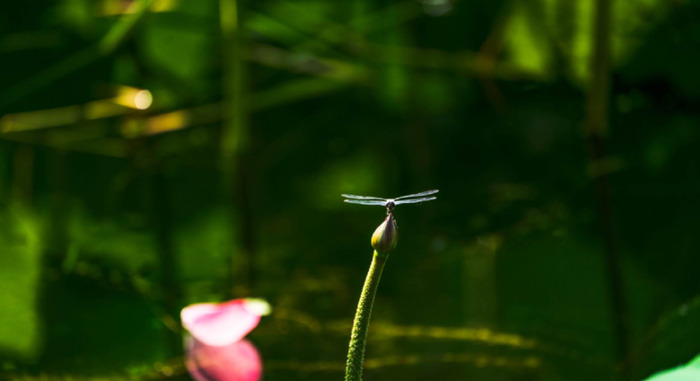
xmin=185 ymin=335 xmax=262 ymax=381
xmin=181 ymin=299 xmax=261 ymax=347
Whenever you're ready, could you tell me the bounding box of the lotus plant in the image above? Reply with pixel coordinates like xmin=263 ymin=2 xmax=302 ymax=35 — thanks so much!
xmin=342 ymin=190 xmax=438 ymax=381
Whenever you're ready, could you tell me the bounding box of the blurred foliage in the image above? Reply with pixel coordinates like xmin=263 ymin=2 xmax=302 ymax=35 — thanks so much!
xmin=0 ymin=207 xmax=42 ymax=359
xmin=2 ymin=0 xmax=700 ymax=380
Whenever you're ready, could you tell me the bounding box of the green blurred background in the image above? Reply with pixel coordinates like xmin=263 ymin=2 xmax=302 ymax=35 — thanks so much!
xmin=2 ymin=0 xmax=700 ymax=380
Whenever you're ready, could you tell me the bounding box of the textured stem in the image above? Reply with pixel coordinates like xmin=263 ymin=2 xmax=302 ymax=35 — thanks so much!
xmin=345 ymin=251 xmax=387 ymax=381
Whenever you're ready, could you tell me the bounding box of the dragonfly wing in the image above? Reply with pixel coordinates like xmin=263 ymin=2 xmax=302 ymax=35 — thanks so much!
xmin=394 ymin=196 xmax=437 ymax=205
xmin=394 ymin=189 xmax=439 ymax=200
xmin=341 ymin=194 xmax=386 ymax=200
xmin=344 ymin=199 xmax=388 ymax=206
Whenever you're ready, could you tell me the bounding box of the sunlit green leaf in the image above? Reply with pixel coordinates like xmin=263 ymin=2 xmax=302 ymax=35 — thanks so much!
xmin=642 ymin=355 xmax=700 ymax=381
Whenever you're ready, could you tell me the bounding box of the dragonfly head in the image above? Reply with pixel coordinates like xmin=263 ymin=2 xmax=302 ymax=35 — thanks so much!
xmin=385 ymin=200 xmax=396 ymax=214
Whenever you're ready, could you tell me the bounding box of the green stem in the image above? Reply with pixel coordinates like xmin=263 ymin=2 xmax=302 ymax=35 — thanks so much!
xmin=345 ymin=250 xmax=388 ymax=381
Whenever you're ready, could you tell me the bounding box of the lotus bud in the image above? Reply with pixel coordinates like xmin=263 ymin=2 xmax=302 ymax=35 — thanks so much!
xmin=371 ymin=213 xmax=398 ymax=255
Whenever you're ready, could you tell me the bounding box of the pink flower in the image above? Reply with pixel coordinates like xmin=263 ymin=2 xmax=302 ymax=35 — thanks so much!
xmin=181 ymin=299 xmax=270 ymax=381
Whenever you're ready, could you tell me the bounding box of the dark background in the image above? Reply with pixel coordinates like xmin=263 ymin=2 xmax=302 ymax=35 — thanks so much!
xmin=2 ymin=0 xmax=700 ymax=380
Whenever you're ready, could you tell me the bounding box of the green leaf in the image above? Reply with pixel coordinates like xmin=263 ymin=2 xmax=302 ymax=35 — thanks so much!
xmin=643 ymin=355 xmax=700 ymax=381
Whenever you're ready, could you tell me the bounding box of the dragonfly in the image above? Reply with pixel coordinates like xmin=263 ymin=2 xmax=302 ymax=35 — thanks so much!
xmin=342 ymin=189 xmax=439 ymax=214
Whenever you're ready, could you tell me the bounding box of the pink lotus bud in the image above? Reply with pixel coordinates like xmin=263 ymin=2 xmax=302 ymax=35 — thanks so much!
xmin=181 ymin=299 xmax=270 ymax=381
xmin=371 ymin=214 xmax=398 ymax=255
xmin=181 ymin=299 xmax=269 ymax=347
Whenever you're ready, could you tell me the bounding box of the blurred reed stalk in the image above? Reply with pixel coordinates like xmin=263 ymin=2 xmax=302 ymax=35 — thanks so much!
xmin=220 ymin=0 xmax=257 ymax=297
xmin=585 ymin=0 xmax=630 ymax=376
xmin=143 ymin=140 xmax=181 ymax=354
